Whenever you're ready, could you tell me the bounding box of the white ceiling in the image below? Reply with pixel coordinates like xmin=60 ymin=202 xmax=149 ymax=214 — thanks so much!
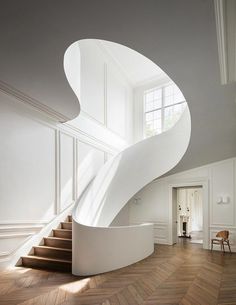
xmin=99 ymin=40 xmax=167 ymax=87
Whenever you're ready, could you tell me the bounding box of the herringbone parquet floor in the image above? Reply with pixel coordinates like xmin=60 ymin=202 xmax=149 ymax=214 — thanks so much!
xmin=1 ymin=242 xmax=236 ymax=305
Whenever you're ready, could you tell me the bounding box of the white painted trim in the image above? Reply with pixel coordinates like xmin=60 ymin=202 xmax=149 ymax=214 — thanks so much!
xmin=96 ymin=40 xmax=134 ymax=87
xmin=168 ymin=179 xmax=209 ymax=249
xmin=214 ymin=0 xmax=228 ymax=84
xmin=55 ymin=129 xmax=60 ymax=214
xmin=0 ymin=80 xmax=70 ymax=122
xmin=0 ymin=80 xmax=123 ymax=155
xmin=117 ymin=221 xmax=168 ymax=244
xmin=63 ymin=121 xmax=120 ymax=155
xmin=214 ymin=0 xmax=236 ymax=84
xmin=73 ymin=137 xmax=77 ymax=202
xmin=210 ymin=159 xmax=235 ymax=227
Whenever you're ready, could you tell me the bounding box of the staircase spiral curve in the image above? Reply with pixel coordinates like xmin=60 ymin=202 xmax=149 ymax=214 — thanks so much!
xmin=72 ymin=107 xmax=191 ymax=276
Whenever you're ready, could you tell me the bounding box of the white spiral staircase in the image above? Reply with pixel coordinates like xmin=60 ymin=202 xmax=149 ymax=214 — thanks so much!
xmin=72 ymin=107 xmax=191 ymax=276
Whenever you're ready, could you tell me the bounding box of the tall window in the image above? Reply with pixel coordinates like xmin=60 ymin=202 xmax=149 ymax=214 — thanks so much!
xmin=144 ymin=84 xmax=186 ymax=137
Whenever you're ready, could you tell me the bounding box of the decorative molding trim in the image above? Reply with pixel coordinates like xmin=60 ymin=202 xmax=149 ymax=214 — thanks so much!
xmin=59 ymin=131 xmax=75 ymax=212
xmin=0 ymin=204 xmax=74 ymax=268
xmin=214 ymin=0 xmax=236 ymax=84
xmin=104 ymin=63 xmax=108 ymax=126
xmin=0 ymin=224 xmax=44 ymax=239
xmin=96 ymin=40 xmax=134 ymax=87
xmin=214 ymin=0 xmax=228 ymax=84
xmin=0 ymin=80 xmax=70 ymax=122
xmin=129 ymin=221 xmax=168 ymax=244
xmin=63 ymin=121 xmax=121 ymax=155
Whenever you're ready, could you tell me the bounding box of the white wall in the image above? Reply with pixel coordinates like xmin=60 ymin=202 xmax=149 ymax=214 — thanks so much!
xmin=67 ymin=40 xmax=134 ymax=150
xmin=0 ymin=39 xmax=134 ymax=268
xmin=126 ymin=157 xmax=236 ymax=250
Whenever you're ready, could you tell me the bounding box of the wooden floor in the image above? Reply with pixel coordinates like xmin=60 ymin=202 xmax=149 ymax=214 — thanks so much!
xmin=1 ymin=241 xmax=236 ymax=305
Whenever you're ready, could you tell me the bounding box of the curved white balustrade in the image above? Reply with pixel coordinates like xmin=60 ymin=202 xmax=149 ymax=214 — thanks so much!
xmin=72 ymin=222 xmax=154 ymax=276
xmin=72 ymin=107 xmax=191 ymax=276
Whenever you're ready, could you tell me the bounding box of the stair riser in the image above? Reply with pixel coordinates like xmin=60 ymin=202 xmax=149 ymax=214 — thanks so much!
xmin=53 ymin=230 xmax=72 ymax=239
xmin=22 ymin=257 xmax=71 ymax=272
xmin=44 ymin=238 xmax=72 ymax=249
xmin=34 ymin=248 xmax=72 ymax=260
xmin=61 ymin=222 xmax=72 ymax=230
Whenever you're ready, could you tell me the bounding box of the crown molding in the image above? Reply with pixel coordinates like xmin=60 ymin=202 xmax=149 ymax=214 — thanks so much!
xmin=214 ymin=0 xmax=228 ymax=84
xmin=214 ymin=0 xmax=236 ymax=84
xmin=0 ymin=80 xmax=69 ymax=122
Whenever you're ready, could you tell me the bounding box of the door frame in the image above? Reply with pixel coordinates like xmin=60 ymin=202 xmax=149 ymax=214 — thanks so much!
xmin=168 ymin=178 xmax=209 ymax=249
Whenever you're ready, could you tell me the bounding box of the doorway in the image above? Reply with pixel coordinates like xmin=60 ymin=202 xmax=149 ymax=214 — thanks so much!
xmin=169 ymin=180 xmax=209 ymax=249
xmin=176 ymin=186 xmax=203 ymax=244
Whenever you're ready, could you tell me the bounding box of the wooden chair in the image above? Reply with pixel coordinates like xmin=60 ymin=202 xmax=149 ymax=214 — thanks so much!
xmin=211 ymin=230 xmax=231 ymax=253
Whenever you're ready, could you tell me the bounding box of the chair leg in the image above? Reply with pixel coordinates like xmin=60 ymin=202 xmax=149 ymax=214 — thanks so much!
xmin=220 ymin=241 xmax=224 ymax=254
xmin=211 ymin=240 xmax=213 ymax=251
xmin=227 ymin=241 xmax=232 ymax=253
xmin=222 ymin=242 xmax=225 ymax=253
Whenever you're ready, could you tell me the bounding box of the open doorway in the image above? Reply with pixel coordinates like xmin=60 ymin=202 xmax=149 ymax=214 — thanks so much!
xmin=170 ymin=180 xmax=209 ymax=249
xmin=176 ymin=186 xmax=203 ymax=244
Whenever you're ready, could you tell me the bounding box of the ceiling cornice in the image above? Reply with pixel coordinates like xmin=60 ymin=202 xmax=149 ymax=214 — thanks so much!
xmin=0 ymin=80 xmax=69 ymax=123
xmin=214 ymin=0 xmax=236 ymax=84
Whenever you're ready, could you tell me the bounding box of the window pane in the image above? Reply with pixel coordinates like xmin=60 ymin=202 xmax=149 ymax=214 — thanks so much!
xmin=153 ymin=109 xmax=161 ymax=119
xmin=164 ymin=95 xmax=174 ymax=106
xmin=146 ymin=112 xmax=153 ymax=121
xmin=153 ymin=119 xmax=162 ymax=134
xmin=154 ymin=88 xmax=162 ymax=100
xmin=145 ymin=101 xmax=153 ymax=112
xmin=153 ymin=99 xmax=162 ymax=109
xmin=145 ymin=91 xmax=154 ymax=102
xmin=164 ymin=85 xmax=173 ymax=97
xmin=164 ymin=104 xmax=182 ymax=131
xmin=144 ymin=85 xmax=186 ymax=138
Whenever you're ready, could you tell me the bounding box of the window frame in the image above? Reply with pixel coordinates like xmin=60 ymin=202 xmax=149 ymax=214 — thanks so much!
xmin=143 ymin=83 xmax=186 ymax=138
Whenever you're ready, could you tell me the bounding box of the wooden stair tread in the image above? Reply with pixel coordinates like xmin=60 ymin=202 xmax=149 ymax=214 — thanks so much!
xmin=53 ymin=229 xmax=72 ymax=232
xmin=34 ymin=245 xmax=72 ymax=252
xmin=21 ymin=214 xmax=73 ymax=272
xmin=22 ymin=255 xmax=71 ymax=264
xmin=45 ymin=236 xmax=72 ymax=241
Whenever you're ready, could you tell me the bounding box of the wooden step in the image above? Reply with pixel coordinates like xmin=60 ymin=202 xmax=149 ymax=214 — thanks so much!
xmin=22 ymin=255 xmax=71 ymax=272
xmin=53 ymin=229 xmax=72 ymax=239
xmin=44 ymin=237 xmax=72 ymax=249
xmin=61 ymin=221 xmax=72 ymax=230
xmin=68 ymin=215 xmax=72 ymax=222
xmin=34 ymin=246 xmax=72 ymax=260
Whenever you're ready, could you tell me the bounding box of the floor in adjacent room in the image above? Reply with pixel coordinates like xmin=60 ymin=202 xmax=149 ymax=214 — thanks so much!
xmin=0 ymin=242 xmax=235 ymax=305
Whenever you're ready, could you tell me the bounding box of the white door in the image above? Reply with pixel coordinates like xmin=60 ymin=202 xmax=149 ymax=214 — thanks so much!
xmin=172 ymin=188 xmax=178 ymax=244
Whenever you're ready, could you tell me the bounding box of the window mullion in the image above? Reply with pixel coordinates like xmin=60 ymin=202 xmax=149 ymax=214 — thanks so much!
xmin=161 ymin=87 xmax=164 ymax=132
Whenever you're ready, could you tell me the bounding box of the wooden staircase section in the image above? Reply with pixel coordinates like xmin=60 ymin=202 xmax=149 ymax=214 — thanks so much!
xmin=21 ymin=215 xmax=72 ymax=272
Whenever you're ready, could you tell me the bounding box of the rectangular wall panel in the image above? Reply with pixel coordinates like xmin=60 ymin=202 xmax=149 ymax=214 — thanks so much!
xmin=211 ymin=160 xmax=234 ymax=226
xmin=80 ymin=40 xmax=105 ymax=124
xmin=77 ymin=141 xmax=105 ymax=197
xmin=107 ymin=66 xmax=127 ymax=138
xmin=60 ymin=132 xmax=74 ymax=211
xmin=0 ymin=95 xmax=56 ymax=222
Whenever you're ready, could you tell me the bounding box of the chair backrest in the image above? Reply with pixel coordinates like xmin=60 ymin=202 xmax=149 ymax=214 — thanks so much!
xmin=216 ymin=230 xmax=229 ymax=240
